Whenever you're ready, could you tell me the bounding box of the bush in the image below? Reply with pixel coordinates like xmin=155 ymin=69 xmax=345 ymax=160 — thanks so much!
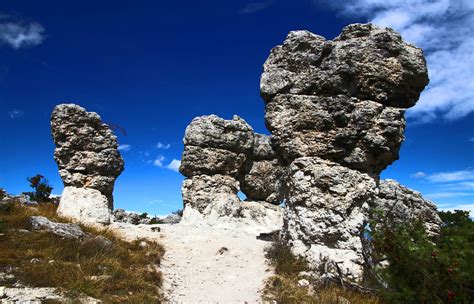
xmin=0 ymin=188 xmax=6 ymax=200
xmin=369 ymin=209 xmax=474 ymax=303
xmin=24 ymin=174 xmax=53 ymax=203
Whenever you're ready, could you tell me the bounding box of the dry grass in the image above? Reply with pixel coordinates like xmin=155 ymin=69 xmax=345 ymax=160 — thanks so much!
xmin=263 ymin=236 xmax=381 ymax=304
xmin=0 ymin=201 xmax=165 ymax=303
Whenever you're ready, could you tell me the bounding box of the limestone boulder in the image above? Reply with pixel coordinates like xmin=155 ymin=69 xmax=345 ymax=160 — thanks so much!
xmin=57 ymin=186 xmax=112 ymax=225
xmin=182 ymin=115 xmax=254 ymax=153
xmin=239 ymin=159 xmax=285 ymax=205
xmin=181 ymin=174 xmax=241 ymax=215
xmin=375 ymin=179 xmax=442 ymax=236
xmin=261 ymin=24 xmax=428 ymax=108
xmin=51 ymin=104 xmax=124 ymax=197
xmin=265 ymin=94 xmax=406 ymax=173
xmin=283 ymin=157 xmax=377 ymax=281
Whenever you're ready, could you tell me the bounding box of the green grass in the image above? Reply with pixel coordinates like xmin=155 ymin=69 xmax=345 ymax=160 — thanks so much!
xmin=0 ymin=201 xmax=165 ymax=303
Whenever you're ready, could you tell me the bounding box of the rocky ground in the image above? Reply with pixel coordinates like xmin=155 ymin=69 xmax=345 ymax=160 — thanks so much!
xmin=111 ymin=213 xmax=276 ymax=303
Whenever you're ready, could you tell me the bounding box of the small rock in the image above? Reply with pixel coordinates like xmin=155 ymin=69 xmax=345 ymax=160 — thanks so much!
xmin=0 ymin=286 xmax=5 ymax=298
xmin=216 ymin=247 xmax=229 ymax=255
xmin=29 ymin=216 xmax=86 ymax=239
xmin=297 ymin=279 xmax=310 ymax=288
xmin=151 ymin=227 xmax=161 ymax=232
xmin=30 ymin=258 xmax=40 ymax=264
xmin=139 ymin=241 xmax=149 ymax=248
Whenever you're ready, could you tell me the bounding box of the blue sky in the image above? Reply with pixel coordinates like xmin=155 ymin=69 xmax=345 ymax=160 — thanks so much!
xmin=0 ymin=0 xmax=472 ymax=216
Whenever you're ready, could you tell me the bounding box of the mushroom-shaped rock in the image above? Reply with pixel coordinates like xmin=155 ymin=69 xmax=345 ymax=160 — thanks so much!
xmin=51 ymin=104 xmax=124 ymax=224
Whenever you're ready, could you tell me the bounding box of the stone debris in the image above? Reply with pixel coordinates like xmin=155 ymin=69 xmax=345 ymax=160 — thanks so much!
xmin=51 ymin=104 xmax=124 ymax=225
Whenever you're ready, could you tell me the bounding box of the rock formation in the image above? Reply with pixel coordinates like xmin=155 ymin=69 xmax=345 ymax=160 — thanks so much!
xmin=178 ymin=23 xmax=439 ymax=282
xmin=179 ymin=115 xmax=284 ymax=231
xmin=261 ymin=23 xmax=430 ymax=281
xmin=51 ymin=104 xmax=124 ymax=225
xmin=375 ymin=179 xmax=442 ymax=236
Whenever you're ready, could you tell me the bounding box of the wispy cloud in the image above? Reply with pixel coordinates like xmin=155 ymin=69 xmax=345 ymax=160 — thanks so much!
xmin=239 ymin=0 xmax=273 ymax=14
xmin=8 ymin=109 xmax=23 ymax=119
xmin=410 ymin=171 xmax=426 ymax=178
xmin=156 ymin=142 xmax=170 ymax=149
xmin=118 ymin=144 xmax=131 ymax=152
xmin=426 ymin=169 xmax=474 ymax=183
xmin=323 ymin=0 xmax=474 ymax=123
xmin=412 ymin=168 xmax=474 ymax=202
xmin=153 ymin=155 xmax=165 ymax=167
xmin=469 ymin=137 xmax=474 ymax=142
xmin=0 ymin=15 xmax=45 ymax=49
xmin=167 ymin=159 xmax=181 ymax=173
xmin=426 ymin=192 xmax=474 ymax=199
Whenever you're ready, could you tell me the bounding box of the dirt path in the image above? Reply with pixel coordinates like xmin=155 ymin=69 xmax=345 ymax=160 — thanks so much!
xmin=111 ymin=218 xmax=274 ymax=303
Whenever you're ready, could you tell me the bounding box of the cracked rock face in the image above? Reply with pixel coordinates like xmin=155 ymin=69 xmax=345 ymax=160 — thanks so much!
xmin=375 ymin=179 xmax=442 ymax=236
xmin=51 ymin=104 xmax=124 ymax=224
xmin=265 ymin=94 xmax=406 ymax=174
xmin=180 ymin=115 xmax=254 ymax=178
xmin=261 ymin=24 xmax=431 ymax=282
xmin=284 ymin=157 xmax=377 ymax=280
xmin=181 ymin=174 xmax=241 ymax=215
xmin=261 ymin=23 xmax=428 ymax=108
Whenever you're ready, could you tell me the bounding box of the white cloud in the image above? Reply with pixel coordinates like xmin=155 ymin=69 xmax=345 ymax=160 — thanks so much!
xmin=410 ymin=171 xmax=426 ymax=178
xmin=167 ymin=159 xmax=181 ymax=173
xmin=239 ymin=0 xmax=273 ymax=14
xmin=153 ymin=155 xmax=165 ymax=167
xmin=118 ymin=144 xmax=131 ymax=152
xmin=323 ymin=0 xmax=474 ymax=123
xmin=426 ymin=192 xmax=474 ymax=199
xmin=156 ymin=142 xmax=171 ymax=149
xmin=0 ymin=18 xmax=45 ymax=49
xmin=426 ymin=169 xmax=474 ymax=183
xmin=8 ymin=109 xmax=23 ymax=119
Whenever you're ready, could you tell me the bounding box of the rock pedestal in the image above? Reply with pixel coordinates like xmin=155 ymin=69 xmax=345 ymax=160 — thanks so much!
xmin=51 ymin=104 xmax=124 ymax=225
xmin=261 ymin=23 xmax=430 ymax=281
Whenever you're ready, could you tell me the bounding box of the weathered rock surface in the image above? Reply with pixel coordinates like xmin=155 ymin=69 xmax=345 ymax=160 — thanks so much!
xmin=51 ymin=104 xmax=124 ymax=224
xmin=29 ymin=216 xmax=86 ymax=239
xmin=284 ymin=157 xmax=377 ymax=280
xmin=239 ymin=159 xmax=285 ymax=205
xmin=57 ymin=186 xmax=112 ymax=225
xmin=181 ymin=174 xmax=240 ymax=215
xmin=265 ymin=94 xmax=406 ymax=173
xmin=260 ymin=24 xmax=431 ymax=282
xmin=375 ymin=179 xmax=442 ymax=236
xmin=261 ymin=24 xmax=428 ymax=108
xmin=0 ymin=287 xmax=64 ymax=303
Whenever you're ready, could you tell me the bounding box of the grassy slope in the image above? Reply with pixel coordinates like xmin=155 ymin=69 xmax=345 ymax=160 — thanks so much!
xmin=0 ymin=201 xmax=165 ymax=303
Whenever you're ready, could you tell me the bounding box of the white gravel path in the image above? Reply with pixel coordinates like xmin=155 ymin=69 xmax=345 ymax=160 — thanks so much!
xmin=111 ymin=217 xmax=275 ymax=303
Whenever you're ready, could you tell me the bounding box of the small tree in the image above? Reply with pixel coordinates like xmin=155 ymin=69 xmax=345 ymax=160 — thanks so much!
xmin=25 ymin=174 xmax=53 ymax=203
xmin=0 ymin=188 xmax=5 ymax=200
xmin=369 ymin=210 xmax=474 ymax=303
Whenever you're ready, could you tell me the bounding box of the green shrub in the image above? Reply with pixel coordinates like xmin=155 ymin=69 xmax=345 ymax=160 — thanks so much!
xmin=370 ymin=209 xmax=474 ymax=303
xmin=24 ymin=174 xmax=53 ymax=203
